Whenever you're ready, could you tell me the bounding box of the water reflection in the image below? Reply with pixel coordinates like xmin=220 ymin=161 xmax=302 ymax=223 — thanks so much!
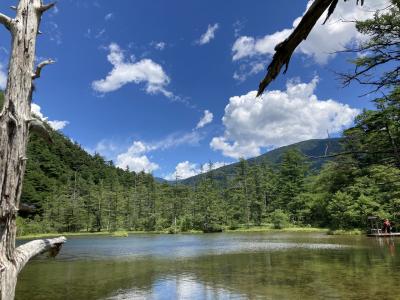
xmin=22 ymin=233 xmax=352 ymax=261
xmin=107 ymin=275 xmax=247 ymax=300
xmin=15 ymin=233 xmax=400 ymax=300
xmin=374 ymin=237 xmax=397 ymax=257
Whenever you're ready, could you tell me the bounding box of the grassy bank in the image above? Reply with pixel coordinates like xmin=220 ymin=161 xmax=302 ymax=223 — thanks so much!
xmin=17 ymin=230 xmax=162 ymax=240
xmin=18 ymin=225 xmax=356 ymax=239
xmin=327 ymin=229 xmax=364 ymax=235
xmin=224 ymin=225 xmax=328 ymax=233
xmin=17 ymin=229 xmax=209 ymax=239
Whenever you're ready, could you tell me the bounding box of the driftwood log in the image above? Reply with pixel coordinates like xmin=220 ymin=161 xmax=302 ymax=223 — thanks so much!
xmin=0 ymin=1 xmax=66 ymax=299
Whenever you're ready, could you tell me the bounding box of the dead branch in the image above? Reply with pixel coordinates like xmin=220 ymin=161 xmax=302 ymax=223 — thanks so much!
xmin=38 ymin=2 xmax=57 ymax=13
xmin=39 ymin=1 xmax=57 ymax=13
xmin=32 ymin=59 xmax=55 ymax=79
xmin=323 ymin=0 xmax=339 ymax=24
xmin=257 ymin=0 xmax=366 ymax=96
xmin=0 ymin=12 xmax=13 ymax=31
xmin=14 ymin=236 xmax=66 ymax=273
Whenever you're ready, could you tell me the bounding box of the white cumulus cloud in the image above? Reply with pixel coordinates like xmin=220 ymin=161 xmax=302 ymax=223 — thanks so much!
xmin=112 ymin=130 xmax=203 ymax=174
xmin=197 ymin=23 xmax=219 ymax=45
xmin=165 ymin=161 xmax=227 ymax=180
xmin=87 ymin=139 xmax=119 ymax=158
xmin=210 ymin=77 xmax=359 ymax=159
xmin=165 ymin=161 xmax=200 ymax=180
xmin=116 ymin=141 xmax=159 ymax=173
xmin=232 ymin=0 xmax=390 ymax=78
xmin=31 ymin=103 xmax=45 ymax=119
xmin=31 ymin=103 xmax=69 ymax=131
xmin=232 ymin=28 xmax=292 ymax=61
xmin=196 ymin=110 xmax=214 ymax=129
xmin=92 ymin=43 xmax=172 ymax=97
xmin=48 ymin=120 xmax=69 ymax=131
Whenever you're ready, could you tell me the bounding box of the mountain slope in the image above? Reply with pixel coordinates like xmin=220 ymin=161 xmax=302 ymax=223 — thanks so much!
xmin=21 ymin=126 xmax=141 ymax=214
xmin=181 ymin=138 xmax=342 ymax=186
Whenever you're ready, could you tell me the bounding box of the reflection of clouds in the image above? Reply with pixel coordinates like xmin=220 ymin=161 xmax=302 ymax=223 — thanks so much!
xmin=107 ymin=275 xmax=246 ymax=300
xmin=56 ymin=234 xmax=352 ymax=261
xmin=106 ymin=289 xmax=148 ymax=300
xmin=176 ymin=276 xmax=199 ymax=299
xmin=174 ymin=275 xmax=246 ymax=300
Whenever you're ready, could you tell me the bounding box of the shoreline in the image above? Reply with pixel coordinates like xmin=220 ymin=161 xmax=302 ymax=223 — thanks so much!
xmin=17 ymin=226 xmax=364 ymax=240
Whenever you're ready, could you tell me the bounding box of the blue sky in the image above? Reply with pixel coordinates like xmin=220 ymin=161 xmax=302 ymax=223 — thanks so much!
xmin=0 ymin=0 xmax=390 ymax=179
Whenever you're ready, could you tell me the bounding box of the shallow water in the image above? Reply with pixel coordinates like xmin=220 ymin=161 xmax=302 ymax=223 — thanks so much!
xmin=15 ymin=232 xmax=400 ymax=299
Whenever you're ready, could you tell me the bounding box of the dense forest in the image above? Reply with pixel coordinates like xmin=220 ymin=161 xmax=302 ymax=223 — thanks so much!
xmin=8 ymin=1 xmax=400 ymax=235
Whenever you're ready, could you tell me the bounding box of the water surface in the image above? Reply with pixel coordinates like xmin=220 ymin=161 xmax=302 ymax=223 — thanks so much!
xmin=15 ymin=232 xmax=400 ymax=299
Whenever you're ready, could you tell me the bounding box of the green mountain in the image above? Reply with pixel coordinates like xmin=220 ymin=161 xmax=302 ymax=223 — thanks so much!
xmin=180 ymin=138 xmax=342 ymax=186
xmin=21 ymin=125 xmax=145 ymax=218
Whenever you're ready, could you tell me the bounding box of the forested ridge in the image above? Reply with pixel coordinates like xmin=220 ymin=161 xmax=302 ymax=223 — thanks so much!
xmin=180 ymin=138 xmax=342 ymax=186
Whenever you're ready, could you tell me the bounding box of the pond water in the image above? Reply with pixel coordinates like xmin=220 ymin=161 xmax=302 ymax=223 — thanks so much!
xmin=15 ymin=232 xmax=400 ymax=299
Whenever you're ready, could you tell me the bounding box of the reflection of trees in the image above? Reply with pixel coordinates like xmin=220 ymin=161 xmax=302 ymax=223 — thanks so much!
xmin=177 ymin=249 xmax=400 ymax=299
xmin=16 ymin=244 xmax=400 ymax=300
xmin=16 ymin=259 xmax=163 ymax=300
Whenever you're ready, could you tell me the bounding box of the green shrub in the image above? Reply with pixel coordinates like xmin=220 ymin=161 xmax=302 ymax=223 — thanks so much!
xmin=179 ymin=215 xmax=193 ymax=232
xmin=228 ymin=220 xmax=239 ymax=230
xmin=155 ymin=217 xmax=170 ymax=231
xmin=143 ymin=214 xmax=156 ymax=231
xmin=111 ymin=231 xmax=129 ymax=237
xmin=16 ymin=216 xmax=53 ymax=236
xmin=270 ymin=209 xmax=289 ymax=229
xmin=167 ymin=226 xmax=178 ymax=234
xmin=202 ymin=223 xmax=223 ymax=233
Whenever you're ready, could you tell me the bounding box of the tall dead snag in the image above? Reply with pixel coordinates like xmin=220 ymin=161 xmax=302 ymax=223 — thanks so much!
xmin=257 ymin=0 xmax=365 ymax=96
xmin=0 ymin=1 xmax=66 ymax=299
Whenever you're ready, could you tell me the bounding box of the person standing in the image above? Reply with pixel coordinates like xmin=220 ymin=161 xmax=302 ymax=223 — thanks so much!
xmin=383 ymin=219 xmax=392 ymax=234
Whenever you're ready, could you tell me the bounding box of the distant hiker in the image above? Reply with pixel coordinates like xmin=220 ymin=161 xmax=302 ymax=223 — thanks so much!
xmin=383 ymin=219 xmax=391 ymax=233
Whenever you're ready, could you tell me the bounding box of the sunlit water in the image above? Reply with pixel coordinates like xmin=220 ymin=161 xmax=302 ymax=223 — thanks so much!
xmin=15 ymin=232 xmax=400 ymax=299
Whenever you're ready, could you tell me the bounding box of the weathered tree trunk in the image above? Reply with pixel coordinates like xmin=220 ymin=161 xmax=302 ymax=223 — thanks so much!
xmin=0 ymin=1 xmax=66 ymax=299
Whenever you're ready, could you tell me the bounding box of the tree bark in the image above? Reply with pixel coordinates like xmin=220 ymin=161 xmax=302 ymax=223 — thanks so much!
xmin=0 ymin=1 xmax=65 ymax=299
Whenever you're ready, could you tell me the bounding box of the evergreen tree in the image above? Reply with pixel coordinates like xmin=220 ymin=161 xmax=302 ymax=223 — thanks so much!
xmin=277 ymin=150 xmax=309 ymax=222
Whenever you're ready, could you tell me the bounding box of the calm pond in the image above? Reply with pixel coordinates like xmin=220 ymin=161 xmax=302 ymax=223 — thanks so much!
xmin=15 ymin=232 xmax=400 ymax=300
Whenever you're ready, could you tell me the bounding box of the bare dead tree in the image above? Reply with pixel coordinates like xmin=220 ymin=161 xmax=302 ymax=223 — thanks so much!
xmin=0 ymin=1 xmax=66 ymax=299
xmin=257 ymin=0 xmax=365 ymax=96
